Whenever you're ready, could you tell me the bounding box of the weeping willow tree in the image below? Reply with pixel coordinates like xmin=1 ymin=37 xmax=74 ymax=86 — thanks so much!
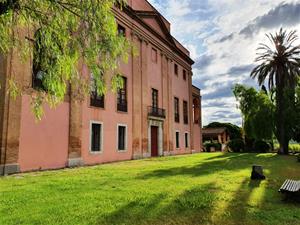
xmin=0 ymin=0 xmax=131 ymax=119
xmin=233 ymin=84 xmax=275 ymax=142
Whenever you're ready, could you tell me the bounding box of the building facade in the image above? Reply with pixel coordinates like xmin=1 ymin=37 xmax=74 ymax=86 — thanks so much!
xmin=0 ymin=0 xmax=202 ymax=175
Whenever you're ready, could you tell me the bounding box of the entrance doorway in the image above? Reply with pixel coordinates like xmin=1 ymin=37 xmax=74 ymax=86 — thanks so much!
xmin=151 ymin=126 xmax=159 ymax=157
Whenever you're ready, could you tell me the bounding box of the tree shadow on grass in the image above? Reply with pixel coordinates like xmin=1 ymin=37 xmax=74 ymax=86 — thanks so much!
xmin=98 ymin=183 xmax=218 ymax=225
xmin=138 ymin=153 xmax=275 ymax=180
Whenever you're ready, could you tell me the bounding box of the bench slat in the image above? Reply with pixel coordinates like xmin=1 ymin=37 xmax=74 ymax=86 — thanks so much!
xmin=279 ymin=180 xmax=300 ymax=193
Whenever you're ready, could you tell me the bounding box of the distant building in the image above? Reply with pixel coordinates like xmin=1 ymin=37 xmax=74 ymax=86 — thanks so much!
xmin=202 ymin=127 xmax=230 ymax=151
xmin=0 ymin=0 xmax=202 ymax=174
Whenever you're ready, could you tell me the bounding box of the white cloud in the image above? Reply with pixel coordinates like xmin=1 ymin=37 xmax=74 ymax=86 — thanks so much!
xmin=149 ymin=0 xmax=300 ymax=126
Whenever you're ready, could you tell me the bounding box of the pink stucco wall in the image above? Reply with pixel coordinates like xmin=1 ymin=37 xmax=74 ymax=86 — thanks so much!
xmin=143 ymin=18 xmax=167 ymax=39
xmin=81 ymin=93 xmax=133 ymax=165
xmin=18 ymin=95 xmax=69 ymax=171
xmin=147 ymin=44 xmax=163 ymax=108
xmin=172 ymin=62 xmax=191 ymax=154
xmin=131 ymin=0 xmax=154 ymax=11
xmin=81 ymin=23 xmax=133 ymax=165
xmin=14 ymin=0 xmax=201 ymax=173
xmin=193 ymin=124 xmax=202 ymax=152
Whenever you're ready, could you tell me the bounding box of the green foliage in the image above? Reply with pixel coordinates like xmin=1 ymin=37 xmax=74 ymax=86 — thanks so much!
xmin=227 ymin=139 xmax=245 ymax=152
xmin=250 ymin=29 xmax=300 ymax=154
xmin=204 ymin=142 xmax=221 ymax=152
xmin=205 ymin=122 xmax=242 ymax=139
xmin=233 ymin=84 xmax=275 ymax=141
xmin=0 ymin=0 xmax=131 ymax=119
xmin=253 ymin=140 xmax=271 ymax=153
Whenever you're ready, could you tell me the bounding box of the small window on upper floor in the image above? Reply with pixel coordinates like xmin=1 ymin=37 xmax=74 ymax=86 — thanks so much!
xmin=151 ymin=48 xmax=157 ymax=63
xmin=174 ymin=64 xmax=178 ymax=76
xmin=32 ymin=29 xmax=47 ymax=91
xmin=90 ymin=73 xmax=105 ymax=108
xmin=117 ymin=76 xmax=127 ymax=112
xmin=117 ymin=24 xmax=126 ymax=37
xmin=183 ymin=69 xmax=187 ymax=81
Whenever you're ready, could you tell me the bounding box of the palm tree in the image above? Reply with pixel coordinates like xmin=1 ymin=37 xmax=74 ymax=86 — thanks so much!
xmin=251 ymin=28 xmax=300 ymax=154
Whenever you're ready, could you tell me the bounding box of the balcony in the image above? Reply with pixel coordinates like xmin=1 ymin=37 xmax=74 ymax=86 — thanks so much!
xmin=117 ymin=100 xmax=128 ymax=112
xmin=148 ymin=106 xmax=166 ymax=119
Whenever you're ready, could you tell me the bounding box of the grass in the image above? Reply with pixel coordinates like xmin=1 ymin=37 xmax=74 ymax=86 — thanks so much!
xmin=0 ymin=153 xmax=300 ymax=225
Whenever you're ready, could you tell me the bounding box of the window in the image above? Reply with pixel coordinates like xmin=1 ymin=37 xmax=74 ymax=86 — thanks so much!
xmin=117 ymin=76 xmax=127 ymax=112
xmin=151 ymin=48 xmax=158 ymax=63
xmin=117 ymin=125 xmax=127 ymax=151
xmin=118 ymin=24 xmax=126 ymax=37
xmin=174 ymin=64 xmax=178 ymax=75
xmin=183 ymin=69 xmax=186 ymax=81
xmin=32 ymin=29 xmax=47 ymax=90
xmin=90 ymin=122 xmax=102 ymax=152
xmin=174 ymin=97 xmax=179 ymax=123
xmin=183 ymin=100 xmax=188 ymax=124
xmin=91 ymin=92 xmax=104 ymax=108
xmin=90 ymin=74 xmax=104 ymax=108
xmin=176 ymin=131 xmax=180 ymax=149
xmin=193 ymin=97 xmax=200 ymax=124
xmin=152 ymin=88 xmax=158 ymax=108
xmin=185 ymin=132 xmax=189 ymax=148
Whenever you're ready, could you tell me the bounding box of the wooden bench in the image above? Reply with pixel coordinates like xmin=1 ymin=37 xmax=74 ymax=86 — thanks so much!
xmin=279 ymin=180 xmax=300 ymax=201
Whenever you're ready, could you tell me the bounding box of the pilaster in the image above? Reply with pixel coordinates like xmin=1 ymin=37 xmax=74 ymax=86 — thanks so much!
xmin=132 ymin=33 xmax=143 ymax=159
xmin=168 ymin=59 xmax=174 ymax=151
xmin=141 ymin=39 xmax=149 ymax=155
xmin=188 ymin=72 xmax=194 ymax=151
xmin=0 ymin=48 xmax=26 ymax=174
xmin=67 ymin=62 xmax=84 ymax=167
xmin=161 ymin=53 xmax=169 ymax=152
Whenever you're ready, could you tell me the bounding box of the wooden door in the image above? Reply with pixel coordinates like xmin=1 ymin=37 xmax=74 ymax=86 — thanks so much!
xmin=151 ymin=126 xmax=158 ymax=157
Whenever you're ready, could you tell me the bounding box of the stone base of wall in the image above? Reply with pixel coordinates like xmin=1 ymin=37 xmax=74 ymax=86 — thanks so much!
xmin=163 ymin=151 xmax=176 ymax=156
xmin=0 ymin=163 xmax=20 ymax=175
xmin=67 ymin=158 xmax=84 ymax=168
xmin=133 ymin=152 xmax=151 ymax=159
xmin=143 ymin=152 xmax=151 ymax=158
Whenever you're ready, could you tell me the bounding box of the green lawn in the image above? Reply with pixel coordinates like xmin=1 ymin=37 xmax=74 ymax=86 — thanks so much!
xmin=1 ymin=153 xmax=300 ymax=225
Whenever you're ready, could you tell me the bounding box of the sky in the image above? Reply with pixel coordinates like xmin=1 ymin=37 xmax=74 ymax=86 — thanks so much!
xmin=148 ymin=0 xmax=300 ymax=126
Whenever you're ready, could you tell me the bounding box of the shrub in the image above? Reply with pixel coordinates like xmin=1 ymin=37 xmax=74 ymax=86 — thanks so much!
xmin=227 ymin=139 xmax=245 ymax=152
xmin=289 ymin=144 xmax=300 ymax=153
xmin=204 ymin=142 xmax=221 ymax=152
xmin=253 ymin=140 xmax=271 ymax=153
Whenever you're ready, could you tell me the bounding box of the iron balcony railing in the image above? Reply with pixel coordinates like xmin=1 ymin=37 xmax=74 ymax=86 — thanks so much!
xmin=148 ymin=106 xmax=166 ymax=118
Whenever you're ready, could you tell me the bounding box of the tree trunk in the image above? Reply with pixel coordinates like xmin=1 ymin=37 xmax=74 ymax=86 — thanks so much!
xmin=276 ymin=79 xmax=288 ymax=154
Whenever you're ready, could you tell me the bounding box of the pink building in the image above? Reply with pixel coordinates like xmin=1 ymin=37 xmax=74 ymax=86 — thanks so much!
xmin=0 ymin=0 xmax=202 ymax=175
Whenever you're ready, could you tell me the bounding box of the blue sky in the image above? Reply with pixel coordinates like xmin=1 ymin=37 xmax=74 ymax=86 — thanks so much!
xmin=148 ymin=0 xmax=300 ymax=126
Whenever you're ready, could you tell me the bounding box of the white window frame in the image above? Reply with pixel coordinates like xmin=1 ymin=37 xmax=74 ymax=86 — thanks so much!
xmin=117 ymin=124 xmax=128 ymax=152
xmin=89 ymin=121 xmax=103 ymax=154
xmin=175 ymin=130 xmax=180 ymax=149
xmin=185 ymin=132 xmax=189 ymax=148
